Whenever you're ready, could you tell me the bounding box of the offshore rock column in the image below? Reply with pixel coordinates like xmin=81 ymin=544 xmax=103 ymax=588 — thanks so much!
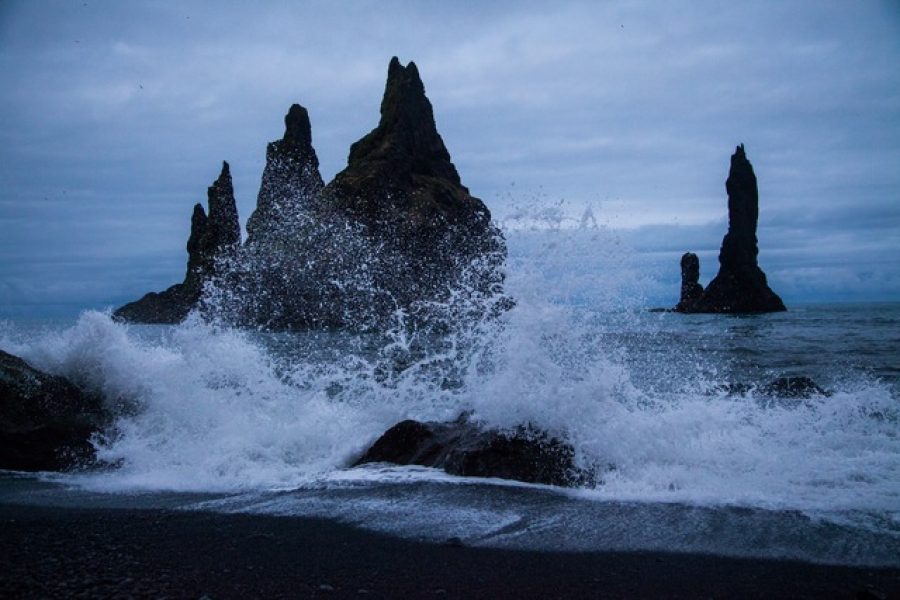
xmin=113 ymin=162 xmax=240 ymax=323
xmin=115 ymin=57 xmax=506 ymax=329
xmin=676 ymin=145 xmax=785 ymax=313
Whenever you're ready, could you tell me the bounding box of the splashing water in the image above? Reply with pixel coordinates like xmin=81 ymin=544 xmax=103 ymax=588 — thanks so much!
xmin=2 ymin=212 xmax=898 ymax=557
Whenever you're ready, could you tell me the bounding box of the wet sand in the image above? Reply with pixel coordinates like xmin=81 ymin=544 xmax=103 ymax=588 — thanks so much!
xmin=1 ymin=502 xmax=898 ymax=599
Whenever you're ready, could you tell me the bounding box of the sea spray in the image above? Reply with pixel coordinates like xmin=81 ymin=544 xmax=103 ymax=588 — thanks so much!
xmin=1 ymin=215 xmax=897 ymax=540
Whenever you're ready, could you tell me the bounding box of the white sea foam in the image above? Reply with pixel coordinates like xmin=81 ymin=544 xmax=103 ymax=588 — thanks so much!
xmin=2 ymin=220 xmax=898 ymax=540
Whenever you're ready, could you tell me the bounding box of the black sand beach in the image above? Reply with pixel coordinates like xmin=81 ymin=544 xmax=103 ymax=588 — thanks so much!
xmin=1 ymin=502 xmax=898 ymax=599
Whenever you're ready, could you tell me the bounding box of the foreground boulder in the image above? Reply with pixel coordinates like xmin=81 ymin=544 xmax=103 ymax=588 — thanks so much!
xmin=0 ymin=350 xmax=107 ymax=471
xmin=676 ymin=145 xmax=785 ymax=313
xmin=355 ymin=418 xmax=595 ymax=487
xmin=114 ymin=162 xmax=241 ymax=323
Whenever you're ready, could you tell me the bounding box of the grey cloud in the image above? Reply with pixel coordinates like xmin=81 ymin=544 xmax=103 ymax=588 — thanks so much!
xmin=1 ymin=0 xmax=898 ymax=316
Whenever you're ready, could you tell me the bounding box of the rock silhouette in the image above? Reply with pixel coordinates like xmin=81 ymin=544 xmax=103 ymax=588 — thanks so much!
xmin=0 ymin=350 xmax=107 ymax=471
xmin=114 ymin=162 xmax=241 ymax=323
xmin=675 ymin=252 xmax=704 ymax=312
xmin=676 ymin=145 xmax=786 ymax=313
xmin=245 ymin=104 xmax=324 ymax=246
xmin=323 ymin=57 xmax=504 ymax=316
xmin=116 ymin=57 xmax=505 ymax=329
xmin=355 ymin=417 xmax=596 ymax=487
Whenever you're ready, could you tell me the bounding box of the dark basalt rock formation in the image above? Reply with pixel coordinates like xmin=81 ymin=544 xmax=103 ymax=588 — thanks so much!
xmin=674 ymin=252 xmax=704 ymax=312
xmin=245 ymin=104 xmax=325 ymax=245
xmin=117 ymin=57 xmax=505 ymax=329
xmin=355 ymin=417 xmax=595 ymax=487
xmin=0 ymin=350 xmax=107 ymax=471
xmin=322 ymin=57 xmax=505 ymax=312
xmin=217 ymin=103 xmax=374 ymax=329
xmin=677 ymin=145 xmax=785 ymax=314
xmin=114 ymin=162 xmax=241 ymax=323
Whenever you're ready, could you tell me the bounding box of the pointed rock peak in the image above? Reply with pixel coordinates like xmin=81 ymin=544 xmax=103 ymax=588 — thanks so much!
xmin=727 ymin=143 xmax=756 ymax=191
xmin=380 ymin=57 xmax=428 ymax=121
xmin=206 ymin=161 xmax=241 ymax=248
xmin=209 ymin=160 xmax=234 ymax=196
xmin=341 ymin=57 xmax=457 ymax=184
xmin=212 ymin=160 xmax=233 ymax=191
xmin=283 ymin=103 xmax=313 ymax=146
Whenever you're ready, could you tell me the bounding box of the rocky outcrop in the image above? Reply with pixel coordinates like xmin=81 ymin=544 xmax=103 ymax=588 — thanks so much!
xmin=355 ymin=417 xmax=596 ymax=487
xmin=677 ymin=145 xmax=785 ymax=313
xmin=323 ymin=58 xmax=505 ymax=312
xmin=114 ymin=162 xmax=241 ymax=323
xmin=117 ymin=57 xmax=506 ymax=329
xmin=674 ymin=252 xmax=704 ymax=312
xmin=0 ymin=350 xmax=107 ymax=471
xmin=245 ymin=104 xmax=325 ymax=245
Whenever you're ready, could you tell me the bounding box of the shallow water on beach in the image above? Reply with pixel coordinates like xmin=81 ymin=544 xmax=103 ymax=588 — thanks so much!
xmin=1 ymin=228 xmax=898 ymax=566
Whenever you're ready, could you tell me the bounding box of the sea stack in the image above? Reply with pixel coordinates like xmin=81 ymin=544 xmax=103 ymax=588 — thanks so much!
xmin=116 ymin=57 xmax=505 ymax=329
xmin=324 ymin=57 xmax=504 ymax=309
xmin=676 ymin=145 xmax=785 ymax=314
xmin=114 ymin=162 xmax=241 ymax=323
xmin=674 ymin=252 xmax=704 ymax=312
xmin=245 ymin=104 xmax=325 ymax=245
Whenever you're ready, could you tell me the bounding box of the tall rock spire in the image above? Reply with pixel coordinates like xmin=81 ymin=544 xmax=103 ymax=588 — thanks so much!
xmin=322 ymin=57 xmax=505 ymax=314
xmin=674 ymin=252 xmax=704 ymax=312
xmin=116 ymin=57 xmax=507 ymax=328
xmin=343 ymin=57 xmax=461 ymax=187
xmin=114 ymin=162 xmax=243 ymax=323
xmin=686 ymin=145 xmax=786 ymax=313
xmin=245 ymin=104 xmax=324 ymax=245
xmin=327 ymin=57 xmax=486 ymax=226
xmin=206 ymin=161 xmax=241 ymax=251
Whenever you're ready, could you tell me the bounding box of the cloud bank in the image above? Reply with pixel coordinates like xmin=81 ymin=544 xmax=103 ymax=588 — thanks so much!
xmin=1 ymin=0 xmax=898 ymax=314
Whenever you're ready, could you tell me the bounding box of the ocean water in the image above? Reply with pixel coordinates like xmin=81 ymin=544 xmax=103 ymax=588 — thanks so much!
xmin=1 ymin=226 xmax=898 ymax=566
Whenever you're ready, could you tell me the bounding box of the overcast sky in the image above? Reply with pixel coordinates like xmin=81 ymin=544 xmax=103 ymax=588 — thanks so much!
xmin=1 ymin=0 xmax=899 ymax=315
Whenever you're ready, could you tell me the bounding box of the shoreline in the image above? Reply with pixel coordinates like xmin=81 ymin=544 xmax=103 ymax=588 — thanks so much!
xmin=2 ymin=502 xmax=898 ymax=599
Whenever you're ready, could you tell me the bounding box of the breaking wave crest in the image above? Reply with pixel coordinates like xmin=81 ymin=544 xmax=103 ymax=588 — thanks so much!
xmin=2 ymin=217 xmax=898 ymax=539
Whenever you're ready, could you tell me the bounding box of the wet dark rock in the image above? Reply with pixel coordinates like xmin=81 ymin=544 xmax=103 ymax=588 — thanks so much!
xmin=355 ymin=417 xmax=595 ymax=487
xmin=674 ymin=252 xmax=704 ymax=312
xmin=679 ymin=145 xmax=785 ymax=314
xmin=118 ymin=58 xmax=505 ymax=330
xmin=718 ymin=376 xmax=829 ymax=399
xmin=115 ymin=162 xmax=241 ymax=323
xmin=245 ymin=104 xmax=325 ymax=245
xmin=0 ymin=350 xmax=107 ymax=471
xmin=760 ymin=376 xmax=828 ymax=398
xmin=323 ymin=57 xmax=505 ymax=314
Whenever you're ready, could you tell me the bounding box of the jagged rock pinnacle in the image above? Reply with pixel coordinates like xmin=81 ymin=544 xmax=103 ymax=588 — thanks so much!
xmin=206 ymin=160 xmax=241 ymax=251
xmin=116 ymin=58 xmax=507 ymax=329
xmin=343 ymin=57 xmax=460 ymax=186
xmin=283 ymin=104 xmax=313 ymax=147
xmin=674 ymin=252 xmax=704 ymax=312
xmin=114 ymin=162 xmax=243 ymax=323
xmin=322 ymin=57 xmax=504 ymax=312
xmin=684 ymin=145 xmax=786 ymax=313
xmin=245 ymin=103 xmax=325 ymax=244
